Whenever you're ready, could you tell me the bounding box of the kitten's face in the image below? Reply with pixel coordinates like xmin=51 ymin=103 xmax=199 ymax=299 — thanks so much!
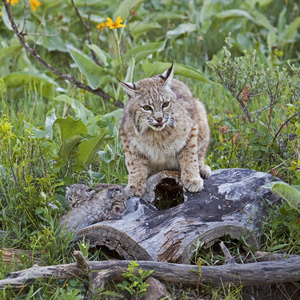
xmin=121 ymin=64 xmax=176 ymax=134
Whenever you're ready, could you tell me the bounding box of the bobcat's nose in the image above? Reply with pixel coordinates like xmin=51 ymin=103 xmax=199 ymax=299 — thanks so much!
xmin=155 ymin=117 xmax=163 ymax=123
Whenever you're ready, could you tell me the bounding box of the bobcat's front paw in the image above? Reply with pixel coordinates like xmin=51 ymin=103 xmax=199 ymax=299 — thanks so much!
xmin=125 ymin=184 xmax=146 ymax=199
xmin=199 ymin=164 xmax=211 ymax=179
xmin=182 ymin=177 xmax=203 ymax=193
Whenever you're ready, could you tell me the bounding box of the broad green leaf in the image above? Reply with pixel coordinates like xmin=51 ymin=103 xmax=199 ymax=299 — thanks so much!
xmin=129 ymin=22 xmax=162 ymax=40
xmin=278 ymin=7 xmax=287 ymax=34
xmin=142 ymin=62 xmax=213 ymax=84
xmin=126 ymin=40 xmax=167 ymax=63
xmin=88 ymin=44 xmax=109 ymax=67
xmin=4 ymin=72 xmax=58 ymax=98
xmin=282 ymin=17 xmax=300 ymax=41
xmin=0 ymin=45 xmax=22 ymax=61
xmin=154 ymin=12 xmax=188 ymax=22
xmin=97 ymin=109 xmax=123 ymax=136
xmin=75 ymin=128 xmax=109 ymax=168
xmin=113 ymin=0 xmax=144 ymax=21
xmin=166 ymin=23 xmax=197 ymax=39
xmin=263 ymin=182 xmax=300 ymax=212
xmin=68 ymin=46 xmax=108 ymax=89
xmin=215 ymin=9 xmax=254 ymax=21
xmin=54 ymin=95 xmax=95 ymax=127
xmin=54 ymin=116 xmax=87 ymax=142
xmin=124 ymin=56 xmax=135 ymax=83
xmin=251 ymin=10 xmax=275 ymax=32
xmin=45 ymin=108 xmax=57 ymax=140
xmin=57 ymin=135 xmax=83 ymax=162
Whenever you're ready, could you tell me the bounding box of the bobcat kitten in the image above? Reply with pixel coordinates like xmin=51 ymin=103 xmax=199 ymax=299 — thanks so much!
xmin=120 ymin=64 xmax=211 ymax=198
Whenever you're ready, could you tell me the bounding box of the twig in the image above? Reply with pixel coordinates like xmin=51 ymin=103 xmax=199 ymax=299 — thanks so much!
xmin=2 ymin=0 xmax=123 ymax=108
xmin=272 ymin=111 xmax=300 ymax=144
xmin=219 ymin=241 xmax=237 ymax=266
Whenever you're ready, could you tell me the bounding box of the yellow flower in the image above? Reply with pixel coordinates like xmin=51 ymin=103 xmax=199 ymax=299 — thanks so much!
xmin=6 ymin=0 xmax=19 ymax=6
xmin=106 ymin=16 xmax=126 ymax=29
xmin=0 ymin=6 xmax=2 ymax=16
xmin=30 ymin=0 xmax=41 ymax=12
xmin=96 ymin=22 xmax=106 ymax=31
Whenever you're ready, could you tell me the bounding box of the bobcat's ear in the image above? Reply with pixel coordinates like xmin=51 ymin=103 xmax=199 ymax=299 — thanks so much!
xmin=120 ymin=82 xmax=139 ymax=98
xmin=160 ymin=63 xmax=174 ymax=87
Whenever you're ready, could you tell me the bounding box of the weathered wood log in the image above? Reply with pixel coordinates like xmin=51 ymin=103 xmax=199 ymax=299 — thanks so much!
xmin=0 ymin=248 xmax=43 ymax=267
xmin=1 ymin=253 xmax=300 ymax=290
xmin=64 ymin=168 xmax=281 ymax=263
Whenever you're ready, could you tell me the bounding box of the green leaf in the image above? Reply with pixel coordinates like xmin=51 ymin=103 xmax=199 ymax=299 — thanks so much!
xmin=68 ymin=46 xmax=108 ymax=89
xmin=166 ymin=23 xmax=197 ymax=39
xmin=215 ymin=9 xmax=254 ymax=21
xmin=97 ymin=109 xmax=123 ymax=136
xmin=251 ymin=10 xmax=275 ymax=32
xmin=278 ymin=7 xmax=287 ymax=34
xmin=126 ymin=40 xmax=167 ymax=63
xmin=54 ymin=116 xmax=88 ymax=142
xmin=45 ymin=108 xmax=57 ymax=140
xmin=124 ymin=56 xmax=135 ymax=83
xmin=263 ymin=182 xmax=300 ymax=212
xmin=113 ymin=0 xmax=144 ymax=21
xmin=4 ymin=72 xmax=58 ymax=98
xmin=282 ymin=17 xmax=300 ymax=41
xmin=24 ymin=121 xmax=47 ymax=139
xmin=75 ymin=128 xmax=109 ymax=168
xmin=88 ymin=44 xmax=110 ymax=67
xmin=57 ymin=135 xmax=83 ymax=163
xmin=54 ymin=95 xmax=95 ymax=127
xmin=0 ymin=45 xmax=22 ymax=61
xmin=142 ymin=62 xmax=213 ymax=84
xmin=129 ymin=22 xmax=162 ymax=40
xmin=269 ymin=243 xmax=290 ymax=252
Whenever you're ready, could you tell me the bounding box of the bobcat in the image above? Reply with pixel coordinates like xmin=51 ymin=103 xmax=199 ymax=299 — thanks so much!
xmin=120 ymin=64 xmax=211 ymax=198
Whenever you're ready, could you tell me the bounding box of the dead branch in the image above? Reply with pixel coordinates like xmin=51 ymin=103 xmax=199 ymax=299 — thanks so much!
xmin=2 ymin=0 xmax=123 ymax=108
xmin=1 ymin=253 xmax=300 ymax=290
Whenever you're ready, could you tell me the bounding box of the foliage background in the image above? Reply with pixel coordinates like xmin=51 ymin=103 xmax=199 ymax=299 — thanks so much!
xmin=0 ymin=0 xmax=299 ymax=298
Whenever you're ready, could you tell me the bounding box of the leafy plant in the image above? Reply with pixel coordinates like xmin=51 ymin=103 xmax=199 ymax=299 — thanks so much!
xmin=117 ymin=261 xmax=154 ymax=299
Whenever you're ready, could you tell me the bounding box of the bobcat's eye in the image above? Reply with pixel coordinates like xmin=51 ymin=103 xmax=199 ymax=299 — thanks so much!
xmin=142 ymin=105 xmax=152 ymax=111
xmin=162 ymin=101 xmax=169 ymax=108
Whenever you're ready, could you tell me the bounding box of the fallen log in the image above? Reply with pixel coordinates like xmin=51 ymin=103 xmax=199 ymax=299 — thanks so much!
xmin=61 ymin=168 xmax=282 ymax=263
xmin=1 ymin=251 xmax=300 ymax=290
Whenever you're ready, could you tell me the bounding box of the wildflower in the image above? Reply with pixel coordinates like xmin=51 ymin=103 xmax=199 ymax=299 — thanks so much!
xmin=6 ymin=0 xmax=19 ymax=6
xmin=106 ymin=16 xmax=126 ymax=29
xmin=0 ymin=115 xmax=15 ymax=141
xmin=96 ymin=22 xmax=106 ymax=31
xmin=30 ymin=0 xmax=41 ymax=12
xmin=0 ymin=6 xmax=1 ymax=16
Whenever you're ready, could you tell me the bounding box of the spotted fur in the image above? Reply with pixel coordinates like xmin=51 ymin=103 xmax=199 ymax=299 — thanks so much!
xmin=120 ymin=64 xmax=211 ymax=198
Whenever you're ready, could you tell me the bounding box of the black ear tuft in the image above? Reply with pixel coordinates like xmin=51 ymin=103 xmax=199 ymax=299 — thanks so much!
xmin=159 ymin=63 xmax=174 ymax=86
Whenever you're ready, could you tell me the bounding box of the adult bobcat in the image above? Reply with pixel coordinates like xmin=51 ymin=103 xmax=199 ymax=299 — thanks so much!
xmin=120 ymin=64 xmax=211 ymax=198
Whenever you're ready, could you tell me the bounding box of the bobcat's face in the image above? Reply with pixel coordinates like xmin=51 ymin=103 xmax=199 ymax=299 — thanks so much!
xmin=137 ymin=85 xmax=175 ymax=132
xmin=120 ymin=68 xmax=176 ymax=134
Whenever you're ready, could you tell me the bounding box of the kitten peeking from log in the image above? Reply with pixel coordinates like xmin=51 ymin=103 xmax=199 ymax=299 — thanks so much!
xmin=120 ymin=63 xmax=211 ymax=198
xmin=61 ymin=184 xmax=126 ymax=232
